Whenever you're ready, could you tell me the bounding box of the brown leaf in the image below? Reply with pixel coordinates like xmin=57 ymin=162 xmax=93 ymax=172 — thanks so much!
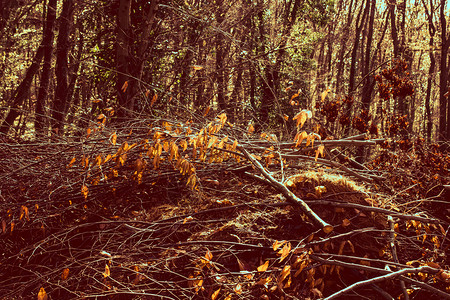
xmin=205 ymin=249 xmax=213 ymax=261
xmin=151 ymin=93 xmax=158 ymax=107
xmin=278 ymin=242 xmax=291 ymax=262
xmin=103 ymin=264 xmax=110 ymax=278
xmin=211 ymin=288 xmax=220 ymax=300
xmin=67 ymin=156 xmax=76 ymax=168
xmin=81 ymin=185 xmax=89 ymax=200
xmin=37 ymin=287 xmax=48 ymax=300
xmin=61 ymin=268 xmax=70 ymax=280
xmin=342 ymin=218 xmax=351 ymax=227
xmin=121 ymin=81 xmax=128 ymax=92
xmin=248 ymin=124 xmax=255 ymax=134
xmin=257 ymin=261 xmax=269 ymax=272
xmin=315 ymin=145 xmax=325 ymax=161
xmin=279 ymin=265 xmax=291 ymax=282
xmin=321 ymin=88 xmax=330 ymax=101
xmin=273 ymin=240 xmax=286 ymax=251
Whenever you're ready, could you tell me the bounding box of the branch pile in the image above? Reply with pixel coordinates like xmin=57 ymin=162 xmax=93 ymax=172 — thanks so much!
xmin=0 ymin=112 xmax=449 ymax=299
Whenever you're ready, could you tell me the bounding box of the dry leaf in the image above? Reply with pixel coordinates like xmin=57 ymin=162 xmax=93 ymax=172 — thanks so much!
xmin=205 ymin=249 xmax=213 ymax=261
xmin=248 ymin=124 xmax=255 ymax=134
xmin=61 ymin=268 xmax=70 ymax=280
xmin=183 ymin=216 xmax=193 ymax=224
xmin=151 ymin=93 xmax=158 ymax=107
xmin=315 ymin=144 xmax=325 ymax=161
xmin=37 ymin=287 xmax=48 ymax=300
xmin=103 ymin=264 xmax=110 ymax=278
xmin=273 ymin=240 xmax=286 ymax=251
xmin=342 ymin=218 xmax=351 ymax=227
xmin=81 ymin=185 xmax=89 ymax=200
xmin=67 ymin=156 xmax=76 ymax=168
xmin=279 ymin=265 xmax=291 ymax=282
xmin=121 ymin=81 xmax=128 ymax=92
xmin=211 ymin=288 xmax=221 ymax=300
xmin=278 ymin=242 xmax=291 ymax=262
xmin=257 ymin=261 xmax=269 ymax=272
xmin=321 ymin=88 xmax=330 ymax=101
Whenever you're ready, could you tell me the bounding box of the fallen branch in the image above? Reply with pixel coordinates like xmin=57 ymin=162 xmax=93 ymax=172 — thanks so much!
xmin=322 ymin=265 xmax=444 ymax=300
xmin=238 ymin=146 xmax=333 ymax=232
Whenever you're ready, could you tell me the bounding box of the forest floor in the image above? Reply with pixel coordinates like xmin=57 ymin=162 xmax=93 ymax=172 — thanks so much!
xmin=0 ymin=118 xmax=449 ymax=299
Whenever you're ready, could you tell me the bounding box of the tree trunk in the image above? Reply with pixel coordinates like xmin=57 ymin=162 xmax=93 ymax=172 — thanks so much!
xmin=439 ymin=0 xmax=449 ymax=140
xmin=116 ymin=0 xmax=131 ymax=120
xmin=361 ymin=0 xmax=376 ymax=110
xmin=0 ymin=45 xmax=44 ymax=134
xmin=335 ymin=0 xmax=354 ymax=94
xmin=215 ymin=0 xmax=226 ymax=112
xmin=423 ymin=0 xmax=436 ymax=142
xmin=389 ymin=0 xmax=400 ymax=57
xmin=35 ymin=0 xmax=57 ymax=135
xmin=348 ymin=2 xmax=368 ymax=93
xmin=52 ymin=0 xmax=74 ymax=134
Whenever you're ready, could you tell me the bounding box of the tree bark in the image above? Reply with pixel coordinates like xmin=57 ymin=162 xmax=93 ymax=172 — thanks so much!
xmin=361 ymin=0 xmax=376 ymax=110
xmin=423 ymin=0 xmax=436 ymax=141
xmin=35 ymin=0 xmax=57 ymax=135
xmin=215 ymin=0 xmax=226 ymax=112
xmin=439 ymin=0 xmax=449 ymax=140
xmin=348 ymin=2 xmax=369 ymax=93
xmin=116 ymin=0 xmax=131 ymax=119
xmin=0 ymin=45 xmax=44 ymax=134
xmin=335 ymin=0 xmax=354 ymax=94
xmin=52 ymin=0 xmax=74 ymax=134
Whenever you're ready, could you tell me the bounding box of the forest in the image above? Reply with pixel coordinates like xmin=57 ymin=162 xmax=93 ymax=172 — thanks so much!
xmin=0 ymin=0 xmax=449 ymax=299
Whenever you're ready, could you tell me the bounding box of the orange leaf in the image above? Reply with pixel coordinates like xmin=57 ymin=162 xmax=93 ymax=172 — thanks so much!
xmin=192 ymin=65 xmax=204 ymax=70
xmin=121 ymin=81 xmax=128 ymax=92
xmin=81 ymin=185 xmax=89 ymax=200
xmin=315 ymin=145 xmax=325 ymax=161
xmin=203 ymin=105 xmax=211 ymax=117
xmin=342 ymin=218 xmax=351 ymax=227
xmin=279 ymin=265 xmax=291 ymax=282
xmin=61 ymin=268 xmax=70 ymax=280
xmin=1 ymin=219 xmax=6 ymax=234
xmin=295 ymin=131 xmax=308 ymax=147
xmin=37 ymin=287 xmax=48 ymax=300
xmin=151 ymin=93 xmax=158 ymax=107
xmin=211 ymin=288 xmax=220 ymax=300
xmin=248 ymin=124 xmax=255 ymax=134
xmin=205 ymin=249 xmax=213 ymax=261
xmin=278 ymin=242 xmax=291 ymax=262
xmin=217 ymin=113 xmax=227 ymax=125
xmin=273 ymin=240 xmax=286 ymax=251
xmin=103 ymin=264 xmax=110 ymax=278
xmin=22 ymin=205 xmax=29 ymax=221
xmin=321 ymin=88 xmax=330 ymax=101
xmin=67 ymin=156 xmax=76 ymax=168
xmin=86 ymin=128 xmax=91 ymax=138
xmin=283 ymin=114 xmax=289 ymax=121
xmin=183 ymin=216 xmax=193 ymax=224
xmin=257 ymin=261 xmax=269 ymax=272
